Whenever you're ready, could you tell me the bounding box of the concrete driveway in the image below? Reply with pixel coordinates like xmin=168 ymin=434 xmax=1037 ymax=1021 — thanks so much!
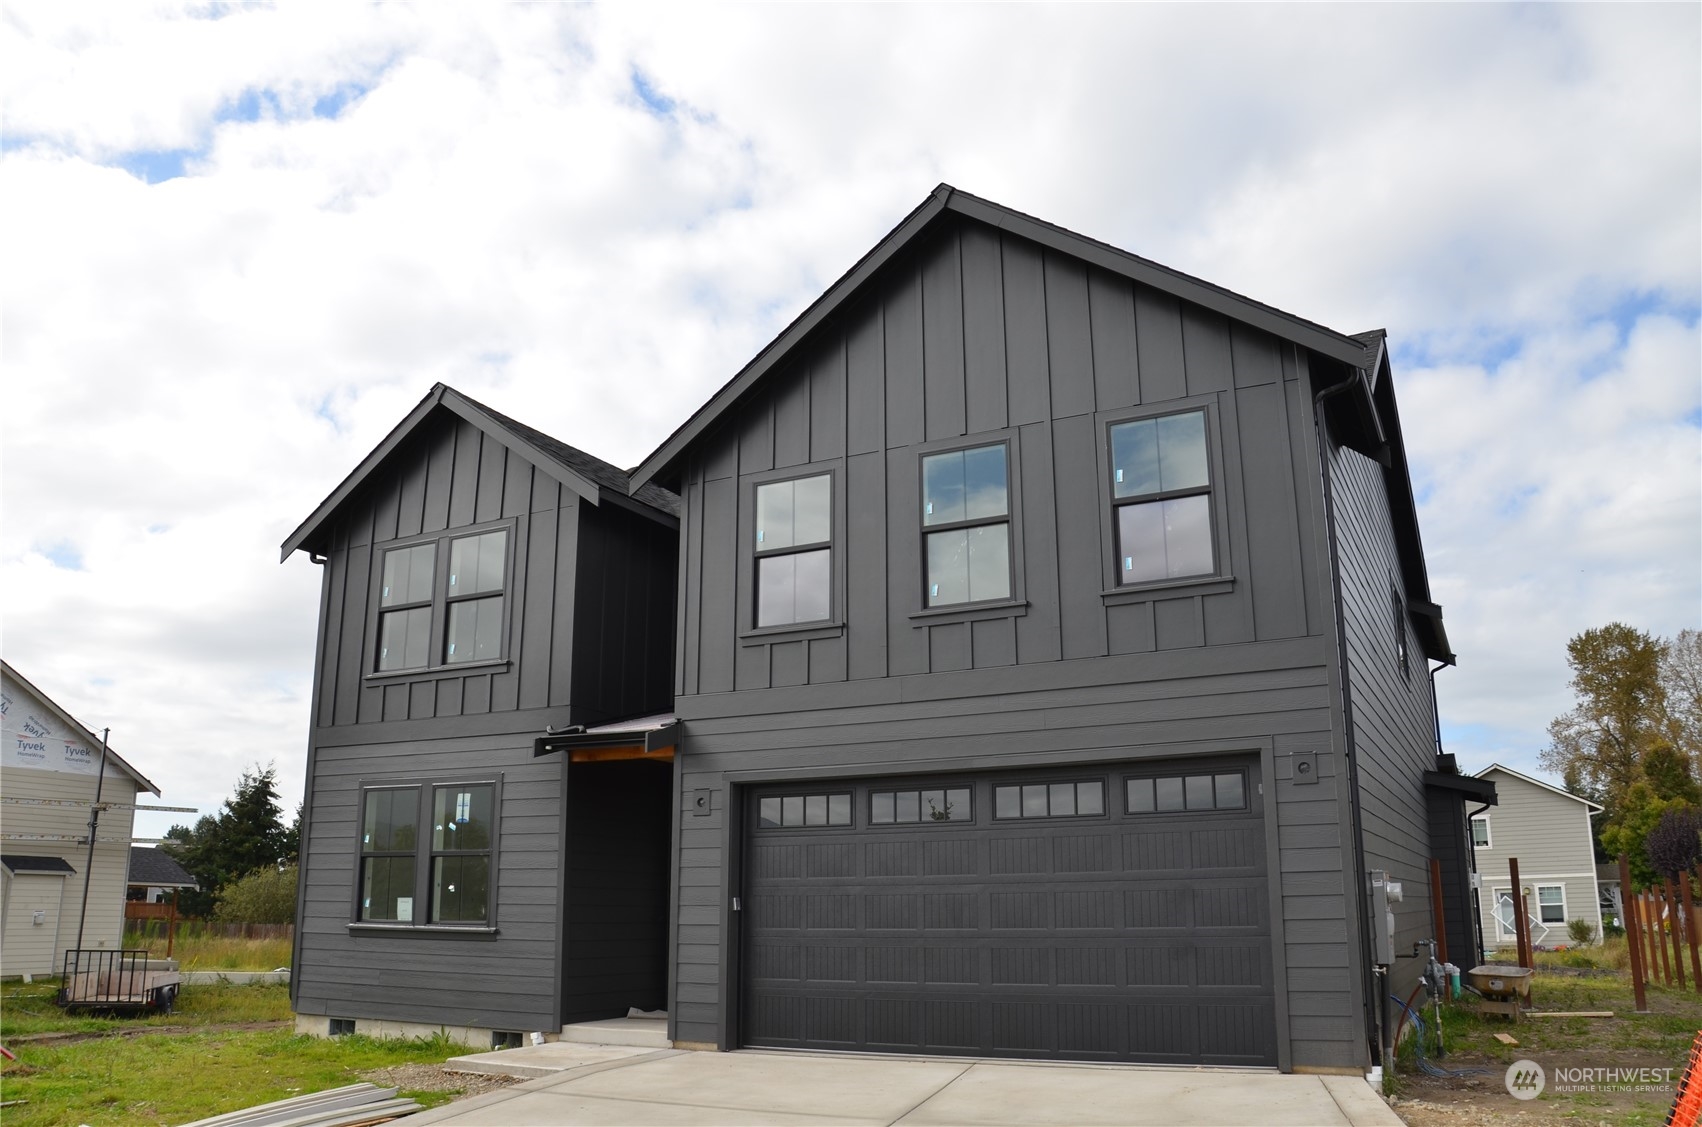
xmin=407 ymin=1046 xmax=1403 ymax=1126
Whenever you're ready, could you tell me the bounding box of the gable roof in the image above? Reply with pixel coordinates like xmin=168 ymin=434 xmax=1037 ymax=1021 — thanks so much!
xmin=127 ymin=846 xmax=198 ymax=889
xmin=0 ymin=660 xmax=159 ymax=795
xmin=1475 ymin=764 xmax=1604 ymax=814
xmin=630 ymin=183 xmax=1374 ymax=494
xmin=281 ymin=384 xmax=679 ymax=562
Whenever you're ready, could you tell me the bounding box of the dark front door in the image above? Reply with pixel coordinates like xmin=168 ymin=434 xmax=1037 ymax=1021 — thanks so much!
xmin=742 ymin=758 xmax=1275 ymax=1065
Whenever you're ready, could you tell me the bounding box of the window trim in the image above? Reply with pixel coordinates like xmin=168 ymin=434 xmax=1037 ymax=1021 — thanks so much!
xmin=349 ymin=774 xmax=502 ymax=934
xmin=906 ymin=429 xmax=1027 ymax=625
xmin=1470 ymin=815 xmax=1491 ymax=850
xmin=366 ymin=518 xmax=517 ymax=680
xmin=1093 ymin=398 xmax=1233 ymax=604
xmin=739 ymin=463 xmax=846 ymax=641
xmin=917 ymin=437 xmax=1017 ymax=612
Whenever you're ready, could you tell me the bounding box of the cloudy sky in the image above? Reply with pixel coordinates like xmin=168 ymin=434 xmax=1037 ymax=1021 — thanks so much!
xmin=3 ymin=4 xmax=1697 ymax=840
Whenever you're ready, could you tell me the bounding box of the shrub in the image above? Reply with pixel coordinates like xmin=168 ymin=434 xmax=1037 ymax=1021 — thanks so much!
xmin=212 ymin=865 xmax=298 ymax=924
xmin=1566 ymin=917 xmax=1598 ymax=946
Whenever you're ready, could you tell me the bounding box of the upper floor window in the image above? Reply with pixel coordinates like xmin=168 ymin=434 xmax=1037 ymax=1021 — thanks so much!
xmin=755 ymin=474 xmax=832 ymax=627
xmin=446 ymin=532 xmax=507 ymax=663
xmin=375 ymin=526 xmax=509 ymax=673
xmin=922 ymin=444 xmax=1011 ymax=607
xmin=1470 ymin=816 xmax=1491 ymax=849
xmin=1109 ymin=411 xmax=1214 ymax=585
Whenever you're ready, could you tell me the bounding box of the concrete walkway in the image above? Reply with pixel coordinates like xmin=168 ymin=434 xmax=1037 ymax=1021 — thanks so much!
xmin=412 ymin=1047 xmax=1403 ymax=1126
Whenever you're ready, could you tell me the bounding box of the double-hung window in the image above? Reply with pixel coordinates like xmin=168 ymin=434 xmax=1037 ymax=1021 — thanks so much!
xmin=375 ymin=525 xmax=509 ymax=672
xmin=357 ymin=780 xmax=496 ymax=927
xmin=922 ymin=443 xmax=1011 ymax=607
xmin=754 ymin=474 xmax=832 ymax=627
xmin=1109 ymin=410 xmax=1214 ymax=585
xmin=1536 ymin=885 xmax=1566 ymax=926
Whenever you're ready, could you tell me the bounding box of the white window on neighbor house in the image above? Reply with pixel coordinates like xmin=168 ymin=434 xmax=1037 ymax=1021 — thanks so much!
xmin=1471 ymin=816 xmax=1491 ymax=849
xmin=1493 ymin=888 xmax=1517 ymax=938
xmin=1537 ymin=884 xmax=1566 ymax=926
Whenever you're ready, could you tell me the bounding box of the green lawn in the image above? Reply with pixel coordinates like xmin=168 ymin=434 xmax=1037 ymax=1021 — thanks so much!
xmin=0 ymin=981 xmax=478 ymax=1126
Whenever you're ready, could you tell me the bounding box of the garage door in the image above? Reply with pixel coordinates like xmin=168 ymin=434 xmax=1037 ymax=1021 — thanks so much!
xmin=741 ymin=759 xmax=1275 ymax=1066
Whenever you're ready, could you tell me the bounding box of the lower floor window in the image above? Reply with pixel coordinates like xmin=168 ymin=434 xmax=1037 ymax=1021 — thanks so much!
xmin=358 ymin=780 xmax=496 ymax=926
xmin=1536 ymin=884 xmax=1565 ymax=925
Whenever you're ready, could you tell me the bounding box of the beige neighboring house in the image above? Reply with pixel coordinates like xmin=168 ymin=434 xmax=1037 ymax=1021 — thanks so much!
xmin=1471 ymin=763 xmax=1604 ymax=951
xmin=1 ymin=661 xmax=160 ymax=978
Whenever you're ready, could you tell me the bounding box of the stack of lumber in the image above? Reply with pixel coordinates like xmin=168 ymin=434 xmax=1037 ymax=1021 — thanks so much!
xmin=179 ymin=1083 xmax=421 ymax=1127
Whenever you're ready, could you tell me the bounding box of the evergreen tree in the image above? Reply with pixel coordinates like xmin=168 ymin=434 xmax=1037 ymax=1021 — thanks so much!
xmin=162 ymin=764 xmax=290 ymax=917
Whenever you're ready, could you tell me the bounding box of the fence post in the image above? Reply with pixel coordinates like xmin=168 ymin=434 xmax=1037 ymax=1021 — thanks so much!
xmin=1680 ymin=871 xmax=1701 ymax=994
xmin=1621 ymin=856 xmax=1648 ymax=1012
xmin=1509 ymin=857 xmax=1532 ymax=969
xmin=1667 ymin=878 xmax=1689 ymax=990
xmin=1655 ymin=889 xmax=1674 ymax=986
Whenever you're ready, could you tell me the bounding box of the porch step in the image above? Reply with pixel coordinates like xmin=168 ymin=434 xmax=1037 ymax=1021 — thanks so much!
xmin=559 ymin=1015 xmax=670 ymax=1048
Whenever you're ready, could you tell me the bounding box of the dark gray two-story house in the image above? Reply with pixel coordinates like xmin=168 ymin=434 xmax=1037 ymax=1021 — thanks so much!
xmin=284 ymin=186 xmax=1490 ymax=1074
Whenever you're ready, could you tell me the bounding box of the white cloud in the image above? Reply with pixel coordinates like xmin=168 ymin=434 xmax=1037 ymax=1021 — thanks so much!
xmin=1 ymin=3 xmax=1697 ymax=833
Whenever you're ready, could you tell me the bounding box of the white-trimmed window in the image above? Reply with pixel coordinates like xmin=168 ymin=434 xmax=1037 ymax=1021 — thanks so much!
xmin=1493 ymin=888 xmax=1518 ymax=938
xmin=1536 ymin=884 xmax=1566 ymax=926
xmin=1470 ymin=816 xmax=1491 ymax=849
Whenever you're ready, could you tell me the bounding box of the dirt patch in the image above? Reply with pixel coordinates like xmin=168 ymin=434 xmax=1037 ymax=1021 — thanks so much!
xmin=1392 ymin=1048 xmax=1681 ymax=1127
xmin=360 ymin=1063 xmax=522 ymax=1101
xmin=7 ymin=1020 xmax=289 ymax=1046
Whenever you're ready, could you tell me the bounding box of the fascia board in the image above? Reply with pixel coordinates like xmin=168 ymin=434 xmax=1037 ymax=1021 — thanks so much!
xmin=942 ymin=192 xmax=1371 ymax=368
xmin=280 ymin=386 xmax=611 ymax=563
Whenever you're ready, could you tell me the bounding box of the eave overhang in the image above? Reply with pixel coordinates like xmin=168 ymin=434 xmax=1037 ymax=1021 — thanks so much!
xmin=1423 ymin=771 xmax=1497 ymax=806
xmin=630 ymin=184 xmax=1372 ymax=494
xmin=281 ymin=385 xmax=675 ymax=563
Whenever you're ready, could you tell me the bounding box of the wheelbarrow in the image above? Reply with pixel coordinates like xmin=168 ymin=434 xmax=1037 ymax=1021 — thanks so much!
xmin=1468 ymin=965 xmax=1533 ymax=1020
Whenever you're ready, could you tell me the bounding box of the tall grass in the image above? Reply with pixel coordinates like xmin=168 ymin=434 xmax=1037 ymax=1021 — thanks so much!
xmin=122 ymin=920 xmax=292 ymax=970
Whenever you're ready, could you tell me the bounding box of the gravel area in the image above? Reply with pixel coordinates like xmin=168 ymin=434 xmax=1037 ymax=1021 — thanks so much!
xmin=359 ymin=1063 xmax=523 ymax=1100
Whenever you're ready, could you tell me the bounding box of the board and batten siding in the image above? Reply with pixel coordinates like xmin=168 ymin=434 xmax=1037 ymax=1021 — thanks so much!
xmin=1327 ymin=434 xmax=1442 ymax=1003
xmin=292 ymin=406 xmax=676 ymax=1033
xmin=663 ymin=215 xmax=1379 ymax=1070
xmin=309 ymin=410 xmax=673 ymax=734
xmin=674 ymin=217 xmax=1329 ymax=696
xmin=1471 ymin=770 xmax=1601 ymax=950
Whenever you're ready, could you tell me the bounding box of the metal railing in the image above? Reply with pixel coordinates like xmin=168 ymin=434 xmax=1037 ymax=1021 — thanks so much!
xmin=58 ymin=948 xmax=152 ymax=1007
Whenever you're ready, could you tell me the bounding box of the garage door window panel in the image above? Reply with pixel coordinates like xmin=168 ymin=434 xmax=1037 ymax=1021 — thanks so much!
xmin=1127 ymin=771 xmax=1247 ymax=814
xmin=758 ymin=792 xmax=851 ymax=828
xmin=994 ymin=780 xmax=1105 ymax=819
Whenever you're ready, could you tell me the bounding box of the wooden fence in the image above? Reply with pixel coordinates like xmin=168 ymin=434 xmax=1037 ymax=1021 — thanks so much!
xmin=123 ymin=918 xmax=294 ymax=942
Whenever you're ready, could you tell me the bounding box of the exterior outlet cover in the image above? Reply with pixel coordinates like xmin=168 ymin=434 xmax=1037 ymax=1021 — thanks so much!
xmin=692 ymin=788 xmax=713 ymax=816
xmin=1292 ymin=751 xmax=1319 ymax=785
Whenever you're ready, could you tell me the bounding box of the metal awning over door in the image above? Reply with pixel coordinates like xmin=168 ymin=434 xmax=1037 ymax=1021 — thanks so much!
xmin=741 ymin=758 xmax=1275 ymax=1066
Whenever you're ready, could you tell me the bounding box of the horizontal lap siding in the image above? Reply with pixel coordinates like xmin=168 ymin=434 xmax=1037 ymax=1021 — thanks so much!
xmin=1472 ymin=773 xmax=1602 ymax=951
xmin=677 ymin=218 xmax=1319 ymax=695
xmin=1329 ymin=442 xmax=1438 ymax=1002
xmin=293 ymin=734 xmax=563 ymax=1032
xmin=671 ymin=644 xmax=1359 ymax=1066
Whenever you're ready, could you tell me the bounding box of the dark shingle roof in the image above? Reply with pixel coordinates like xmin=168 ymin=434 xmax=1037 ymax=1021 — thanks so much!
xmin=1 ymin=854 xmax=76 ymax=875
xmin=464 ymin=394 xmax=681 ymax=518
xmin=127 ymin=847 xmax=197 ymax=888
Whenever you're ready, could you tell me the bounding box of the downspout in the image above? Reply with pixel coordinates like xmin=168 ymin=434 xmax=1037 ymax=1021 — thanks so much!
xmin=288 ymin=550 xmax=331 ymax=1017
xmin=1313 ymin=367 xmax=1382 ymax=1067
